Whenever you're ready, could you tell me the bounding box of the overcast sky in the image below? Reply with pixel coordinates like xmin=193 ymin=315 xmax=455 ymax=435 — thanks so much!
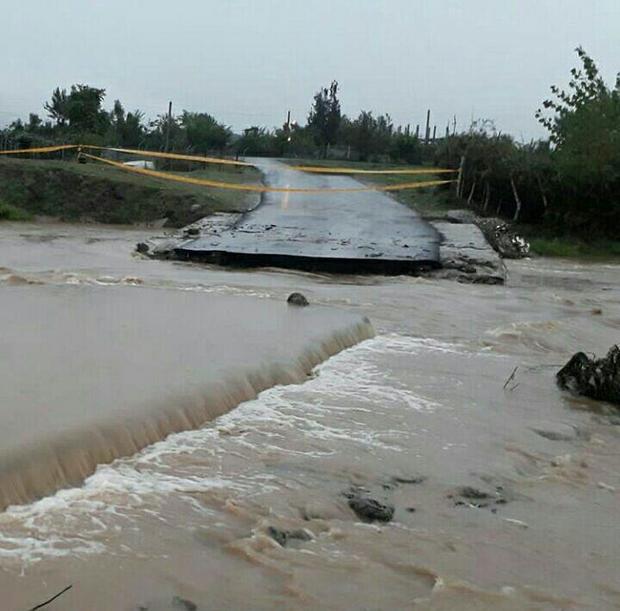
xmin=1 ymin=0 xmax=618 ymax=139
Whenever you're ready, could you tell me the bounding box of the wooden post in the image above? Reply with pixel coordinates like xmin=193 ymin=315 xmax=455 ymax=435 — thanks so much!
xmin=467 ymin=179 xmax=477 ymax=207
xmin=483 ymin=181 xmax=490 ymax=213
xmin=432 ymin=125 xmax=437 ymax=142
xmin=536 ymin=175 xmax=548 ymax=209
xmin=415 ymin=124 xmax=420 ymax=138
xmin=456 ymin=155 xmax=465 ymax=198
xmin=164 ymin=100 xmax=172 ymax=170
xmin=510 ymin=175 xmax=522 ymax=221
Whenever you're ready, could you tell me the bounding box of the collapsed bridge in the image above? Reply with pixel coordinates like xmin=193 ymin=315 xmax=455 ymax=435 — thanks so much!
xmin=1 ymin=144 xmax=455 ymax=273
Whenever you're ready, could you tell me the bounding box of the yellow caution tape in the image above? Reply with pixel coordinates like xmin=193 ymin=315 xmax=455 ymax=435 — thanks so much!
xmin=0 ymin=144 xmax=78 ymax=155
xmin=83 ymin=153 xmax=454 ymax=193
xmin=288 ymin=165 xmax=457 ymax=175
xmin=81 ymin=145 xmax=252 ymax=167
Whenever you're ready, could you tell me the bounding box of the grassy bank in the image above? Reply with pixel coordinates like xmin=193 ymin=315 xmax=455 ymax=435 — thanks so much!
xmin=284 ymin=158 xmax=620 ymax=261
xmin=0 ymin=157 xmax=261 ymax=227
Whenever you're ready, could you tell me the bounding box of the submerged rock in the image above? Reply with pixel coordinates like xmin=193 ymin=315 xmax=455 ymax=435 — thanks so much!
xmin=344 ymin=490 xmax=395 ymax=523
xmin=267 ymin=526 xmax=313 ymax=546
xmin=450 ymin=485 xmax=509 ymax=510
xmin=287 ymin=292 xmax=309 ymax=307
xmin=135 ymin=242 xmax=150 ymax=254
xmin=556 ymin=346 xmax=620 ymax=406
xmin=172 ymin=596 xmax=197 ymax=611
xmin=531 ymin=423 xmax=577 ymax=442
xmin=391 ymin=475 xmax=427 ymax=486
xmin=458 ymin=486 xmax=490 ymax=500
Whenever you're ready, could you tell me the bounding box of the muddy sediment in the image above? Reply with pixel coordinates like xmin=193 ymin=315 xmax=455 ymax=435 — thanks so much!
xmin=0 ymin=223 xmax=619 ymax=610
xmin=0 ymin=284 xmax=373 ymax=510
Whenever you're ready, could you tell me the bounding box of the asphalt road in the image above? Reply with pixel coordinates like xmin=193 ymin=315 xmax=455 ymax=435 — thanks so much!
xmin=178 ymin=158 xmax=440 ymax=270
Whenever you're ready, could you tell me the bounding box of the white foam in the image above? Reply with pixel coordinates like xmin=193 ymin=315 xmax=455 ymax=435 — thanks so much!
xmin=0 ymin=334 xmax=451 ymax=564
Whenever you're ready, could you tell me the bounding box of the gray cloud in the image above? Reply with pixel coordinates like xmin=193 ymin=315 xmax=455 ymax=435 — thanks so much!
xmin=1 ymin=0 xmax=618 ymax=139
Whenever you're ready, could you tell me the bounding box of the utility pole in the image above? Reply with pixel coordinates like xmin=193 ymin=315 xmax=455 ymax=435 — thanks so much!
xmin=415 ymin=124 xmax=420 ymax=138
xmin=432 ymin=125 xmax=437 ymax=142
xmin=164 ymin=100 xmax=172 ymax=154
xmin=424 ymin=109 xmax=430 ymax=144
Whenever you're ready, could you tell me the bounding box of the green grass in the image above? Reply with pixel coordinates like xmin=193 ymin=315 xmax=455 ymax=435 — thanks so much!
xmin=0 ymin=157 xmax=262 ymax=226
xmin=528 ymin=237 xmax=620 ymax=259
xmin=0 ymin=200 xmax=32 ymax=221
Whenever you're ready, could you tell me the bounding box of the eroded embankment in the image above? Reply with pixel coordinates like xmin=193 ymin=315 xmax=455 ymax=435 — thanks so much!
xmin=0 ymin=284 xmax=373 ymax=510
xmin=0 ymin=158 xmax=258 ymax=226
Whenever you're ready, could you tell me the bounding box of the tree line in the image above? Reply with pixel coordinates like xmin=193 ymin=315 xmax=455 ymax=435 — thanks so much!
xmin=1 ymin=47 xmax=618 ymax=236
xmin=0 ymin=80 xmax=428 ymax=164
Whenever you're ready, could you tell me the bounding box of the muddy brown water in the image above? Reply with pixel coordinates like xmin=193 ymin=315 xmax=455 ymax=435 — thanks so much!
xmin=0 ymin=222 xmax=619 ymax=610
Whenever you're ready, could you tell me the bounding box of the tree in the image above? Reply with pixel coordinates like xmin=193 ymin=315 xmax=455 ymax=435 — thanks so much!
xmin=44 ymin=87 xmax=69 ymax=127
xmin=345 ymin=111 xmax=393 ymax=161
xmin=180 ymin=111 xmax=231 ymax=154
xmin=307 ymin=81 xmax=341 ymax=157
xmin=109 ymin=100 xmax=145 ymax=147
xmin=44 ymin=84 xmax=109 ymax=134
xmin=536 ymin=47 xmax=620 ymax=226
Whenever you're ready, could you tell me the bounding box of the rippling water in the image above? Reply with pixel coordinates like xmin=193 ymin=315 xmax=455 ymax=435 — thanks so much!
xmin=0 ymin=222 xmax=619 ymax=610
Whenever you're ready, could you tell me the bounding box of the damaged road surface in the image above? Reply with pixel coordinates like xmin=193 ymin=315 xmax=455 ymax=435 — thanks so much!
xmin=172 ymin=158 xmax=441 ymax=273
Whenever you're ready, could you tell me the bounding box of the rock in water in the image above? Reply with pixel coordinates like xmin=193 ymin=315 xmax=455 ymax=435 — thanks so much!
xmin=267 ymin=526 xmax=312 ymax=546
xmin=172 ymin=596 xmax=197 ymax=611
xmin=557 ymin=346 xmax=620 ymax=406
xmin=287 ymin=292 xmax=309 ymax=307
xmin=136 ymin=242 xmax=150 ymax=254
xmin=347 ymin=496 xmax=395 ymax=523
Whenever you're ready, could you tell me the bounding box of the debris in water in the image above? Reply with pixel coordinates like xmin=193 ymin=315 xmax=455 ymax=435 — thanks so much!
xmin=287 ymin=292 xmax=310 ymax=307
xmin=556 ymin=345 xmax=620 ymax=406
xmin=28 ymin=584 xmax=73 ymax=610
xmin=503 ymin=365 xmax=519 ymax=390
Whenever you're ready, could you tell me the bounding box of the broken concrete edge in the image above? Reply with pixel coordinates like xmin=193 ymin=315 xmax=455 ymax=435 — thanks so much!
xmin=137 ymin=213 xmax=504 ymax=283
xmin=433 ymin=209 xmax=530 ymax=259
xmin=424 ymin=220 xmax=507 ymax=284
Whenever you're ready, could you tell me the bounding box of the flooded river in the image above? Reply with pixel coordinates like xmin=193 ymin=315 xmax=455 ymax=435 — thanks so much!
xmin=0 ymin=222 xmax=619 ymax=610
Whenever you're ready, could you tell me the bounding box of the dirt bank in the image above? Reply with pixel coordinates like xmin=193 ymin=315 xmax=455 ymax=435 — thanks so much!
xmin=0 ymin=157 xmax=260 ymax=227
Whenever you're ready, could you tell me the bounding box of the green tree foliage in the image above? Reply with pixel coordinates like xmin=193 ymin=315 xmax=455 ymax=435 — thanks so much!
xmin=44 ymin=85 xmax=109 ymax=134
xmin=44 ymin=88 xmax=69 ymax=127
xmin=235 ymin=126 xmax=277 ymax=156
xmin=307 ymin=81 xmax=341 ymax=157
xmin=435 ymin=48 xmax=619 ymax=234
xmin=536 ymin=46 xmax=620 ymax=217
xmin=180 ymin=111 xmax=232 ymax=154
xmin=343 ymin=111 xmax=394 ymax=161
xmin=109 ymin=100 xmax=145 ymax=147
xmin=389 ymin=128 xmax=422 ymax=164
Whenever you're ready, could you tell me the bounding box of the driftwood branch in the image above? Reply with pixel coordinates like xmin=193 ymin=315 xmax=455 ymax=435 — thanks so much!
xmin=29 ymin=585 xmax=73 ymax=610
xmin=503 ymin=366 xmax=519 ymax=390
